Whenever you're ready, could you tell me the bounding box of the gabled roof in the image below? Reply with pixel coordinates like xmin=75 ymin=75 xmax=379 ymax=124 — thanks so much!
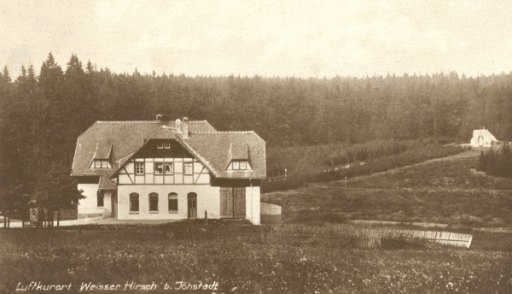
xmin=184 ymin=132 xmax=265 ymax=178
xmin=71 ymin=119 xmax=266 ymax=184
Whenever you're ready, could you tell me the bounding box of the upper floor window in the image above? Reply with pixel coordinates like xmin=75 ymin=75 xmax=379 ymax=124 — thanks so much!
xmin=184 ymin=162 xmax=193 ymax=175
xmin=135 ymin=162 xmax=144 ymax=175
xmin=93 ymin=159 xmax=111 ymax=169
xmin=130 ymin=193 xmax=139 ymax=212
xmin=155 ymin=162 xmax=173 ymax=175
xmin=229 ymin=160 xmax=251 ymax=170
xmin=149 ymin=193 xmax=159 ymax=212
xmin=156 ymin=142 xmax=171 ymax=149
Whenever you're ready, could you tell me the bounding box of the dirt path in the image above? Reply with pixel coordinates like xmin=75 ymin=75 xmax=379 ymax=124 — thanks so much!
xmin=306 ymin=150 xmax=512 ymax=193
xmin=308 ymin=185 xmax=512 ymax=194
xmin=330 ymin=149 xmax=480 ymax=185
xmin=266 ymin=150 xmax=482 ymax=196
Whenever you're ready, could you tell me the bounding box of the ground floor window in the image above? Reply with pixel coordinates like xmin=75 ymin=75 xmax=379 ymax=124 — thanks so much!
xmin=130 ymin=193 xmax=139 ymax=212
xmin=168 ymin=193 xmax=178 ymax=213
xmin=149 ymin=193 xmax=159 ymax=212
xmin=97 ymin=191 xmax=104 ymax=207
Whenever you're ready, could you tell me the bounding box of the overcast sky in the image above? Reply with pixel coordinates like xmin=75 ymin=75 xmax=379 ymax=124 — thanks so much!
xmin=1 ymin=0 xmax=512 ymax=78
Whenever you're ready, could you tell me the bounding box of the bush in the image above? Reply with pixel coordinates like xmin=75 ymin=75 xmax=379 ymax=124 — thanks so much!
xmin=478 ymin=144 xmax=512 ymax=178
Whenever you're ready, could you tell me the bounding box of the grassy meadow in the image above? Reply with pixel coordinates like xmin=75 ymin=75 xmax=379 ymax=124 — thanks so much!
xmin=1 ymin=223 xmax=512 ymax=293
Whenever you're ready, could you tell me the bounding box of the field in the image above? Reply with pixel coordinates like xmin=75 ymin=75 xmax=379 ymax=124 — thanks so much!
xmin=262 ymin=150 xmax=512 ymax=227
xmin=1 ymin=223 xmax=512 ymax=293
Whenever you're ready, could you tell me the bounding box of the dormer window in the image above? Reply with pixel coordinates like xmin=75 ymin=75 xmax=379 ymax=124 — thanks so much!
xmin=229 ymin=160 xmax=251 ymax=170
xmin=92 ymin=159 xmax=111 ymax=169
xmin=156 ymin=142 xmax=171 ymax=149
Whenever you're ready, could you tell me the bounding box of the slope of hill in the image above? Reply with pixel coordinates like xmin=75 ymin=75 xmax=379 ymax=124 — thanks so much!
xmin=262 ymin=150 xmax=512 ymax=227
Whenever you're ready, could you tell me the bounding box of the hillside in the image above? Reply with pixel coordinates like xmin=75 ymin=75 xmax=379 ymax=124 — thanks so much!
xmin=262 ymin=150 xmax=512 ymax=227
xmin=2 ymin=53 xmax=512 ymax=215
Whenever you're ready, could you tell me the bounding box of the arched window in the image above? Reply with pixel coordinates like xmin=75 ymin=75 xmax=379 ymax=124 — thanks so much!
xmin=168 ymin=193 xmax=178 ymax=213
xmin=129 ymin=193 xmax=139 ymax=212
xmin=149 ymin=193 xmax=159 ymax=212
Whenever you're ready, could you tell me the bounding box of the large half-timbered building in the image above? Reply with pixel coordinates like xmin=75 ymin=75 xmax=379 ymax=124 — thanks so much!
xmin=71 ymin=115 xmax=265 ymax=224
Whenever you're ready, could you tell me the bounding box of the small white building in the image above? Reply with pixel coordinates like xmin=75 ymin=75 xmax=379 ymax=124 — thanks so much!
xmin=71 ymin=115 xmax=266 ymax=224
xmin=470 ymin=128 xmax=498 ymax=148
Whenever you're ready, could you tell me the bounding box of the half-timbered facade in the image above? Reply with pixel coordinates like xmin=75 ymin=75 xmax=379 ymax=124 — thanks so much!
xmin=71 ymin=116 xmax=266 ymax=224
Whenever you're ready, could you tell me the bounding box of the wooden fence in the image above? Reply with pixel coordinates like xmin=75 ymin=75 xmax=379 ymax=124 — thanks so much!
xmin=389 ymin=229 xmax=472 ymax=248
xmin=265 ymin=225 xmax=473 ymax=249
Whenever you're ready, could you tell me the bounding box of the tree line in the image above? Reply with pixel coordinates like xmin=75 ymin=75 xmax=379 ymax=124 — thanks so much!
xmin=479 ymin=145 xmax=512 ymax=178
xmin=1 ymin=53 xmax=512 ymax=224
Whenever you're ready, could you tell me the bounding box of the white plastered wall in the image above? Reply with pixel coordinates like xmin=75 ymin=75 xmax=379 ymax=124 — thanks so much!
xmin=77 ymin=183 xmax=112 ymax=218
xmin=117 ymin=185 xmax=221 ymax=220
xmin=245 ymin=186 xmax=261 ymax=225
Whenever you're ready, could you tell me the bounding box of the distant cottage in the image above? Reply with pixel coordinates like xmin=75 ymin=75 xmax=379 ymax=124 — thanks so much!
xmin=470 ymin=128 xmax=498 ymax=148
xmin=71 ymin=115 xmax=266 ymax=224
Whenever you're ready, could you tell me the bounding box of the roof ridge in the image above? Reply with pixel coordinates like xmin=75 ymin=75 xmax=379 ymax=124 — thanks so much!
xmin=193 ymin=130 xmax=256 ymax=134
xmin=96 ymin=120 xmax=208 ymax=124
xmin=96 ymin=120 xmax=156 ymax=123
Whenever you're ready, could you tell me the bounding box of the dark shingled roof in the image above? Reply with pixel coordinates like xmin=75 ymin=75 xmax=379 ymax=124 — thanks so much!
xmin=92 ymin=144 xmax=112 ymax=160
xmin=183 ymin=132 xmax=265 ymax=178
xmin=71 ymin=119 xmax=266 ymax=187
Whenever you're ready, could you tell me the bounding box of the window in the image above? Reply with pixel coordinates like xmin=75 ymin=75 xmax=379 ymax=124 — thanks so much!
xmin=155 ymin=162 xmax=173 ymax=175
xmin=156 ymin=142 xmax=171 ymax=149
xmin=135 ymin=162 xmax=144 ymax=174
xmin=130 ymin=193 xmax=139 ymax=213
xmin=168 ymin=193 xmax=178 ymax=213
xmin=93 ymin=159 xmax=111 ymax=169
xmin=149 ymin=193 xmax=159 ymax=212
xmin=184 ymin=162 xmax=193 ymax=175
xmin=97 ymin=191 xmax=104 ymax=207
xmin=229 ymin=160 xmax=250 ymax=170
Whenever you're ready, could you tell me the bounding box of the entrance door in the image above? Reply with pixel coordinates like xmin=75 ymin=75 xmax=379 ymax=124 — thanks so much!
xmin=220 ymin=188 xmax=233 ymax=217
xmin=220 ymin=187 xmax=245 ymax=218
xmin=233 ymin=187 xmax=246 ymax=218
xmin=187 ymin=193 xmax=197 ymax=219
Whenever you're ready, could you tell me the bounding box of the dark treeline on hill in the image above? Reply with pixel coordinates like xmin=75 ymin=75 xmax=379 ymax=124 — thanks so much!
xmin=1 ymin=53 xmax=512 ymax=216
xmin=479 ymin=145 xmax=512 ymax=178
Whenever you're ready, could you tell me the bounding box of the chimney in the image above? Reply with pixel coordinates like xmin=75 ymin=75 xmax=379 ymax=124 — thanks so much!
xmin=156 ymin=114 xmax=163 ymax=123
xmin=182 ymin=117 xmax=189 ymax=138
xmin=175 ymin=118 xmax=181 ymax=133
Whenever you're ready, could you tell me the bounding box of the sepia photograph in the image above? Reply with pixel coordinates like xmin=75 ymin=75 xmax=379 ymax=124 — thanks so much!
xmin=1 ymin=0 xmax=512 ymax=293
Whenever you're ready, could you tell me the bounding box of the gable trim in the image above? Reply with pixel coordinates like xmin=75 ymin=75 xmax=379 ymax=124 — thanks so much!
xmin=109 ymin=136 xmax=218 ymax=179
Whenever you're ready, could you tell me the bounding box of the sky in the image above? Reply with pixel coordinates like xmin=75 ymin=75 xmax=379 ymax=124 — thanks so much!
xmin=1 ymin=0 xmax=512 ymax=78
